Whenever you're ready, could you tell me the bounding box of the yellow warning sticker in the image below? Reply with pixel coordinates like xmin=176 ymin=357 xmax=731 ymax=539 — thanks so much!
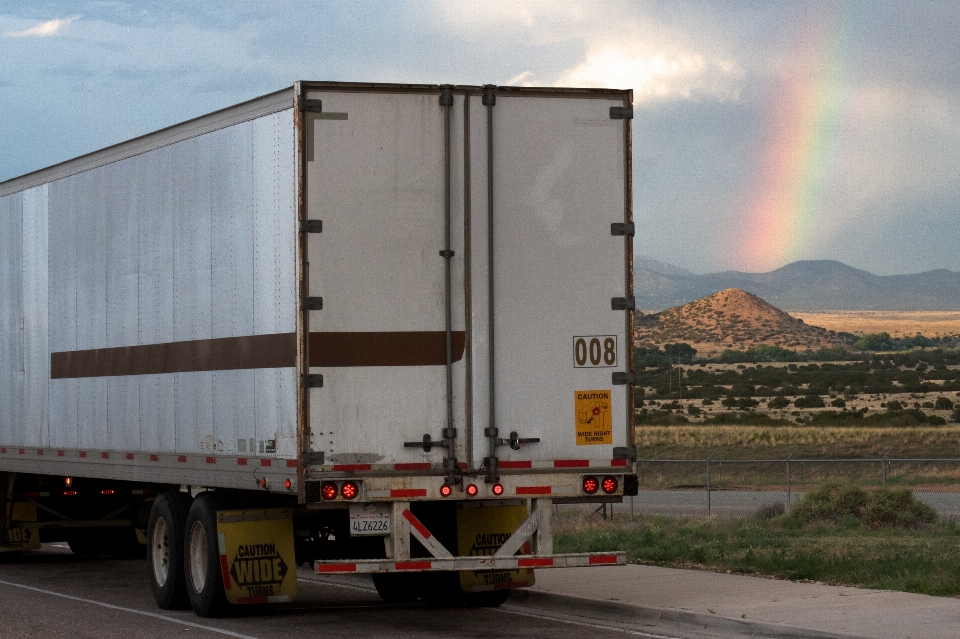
xmin=575 ymin=390 xmax=612 ymax=445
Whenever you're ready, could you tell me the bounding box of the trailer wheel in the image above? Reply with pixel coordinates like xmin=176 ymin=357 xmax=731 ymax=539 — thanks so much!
xmin=371 ymin=573 xmax=422 ymax=603
xmin=147 ymin=491 xmax=192 ymax=610
xmin=184 ymin=492 xmax=235 ymax=618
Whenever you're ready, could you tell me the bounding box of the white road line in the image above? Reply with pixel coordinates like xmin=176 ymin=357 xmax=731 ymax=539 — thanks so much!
xmin=496 ymin=607 xmax=685 ymax=639
xmin=0 ymin=579 xmax=263 ymax=639
xmin=298 ymin=577 xmax=377 ymax=593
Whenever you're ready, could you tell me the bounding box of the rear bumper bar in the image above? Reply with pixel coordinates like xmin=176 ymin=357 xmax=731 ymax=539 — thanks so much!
xmin=315 ymin=551 xmax=625 ymax=574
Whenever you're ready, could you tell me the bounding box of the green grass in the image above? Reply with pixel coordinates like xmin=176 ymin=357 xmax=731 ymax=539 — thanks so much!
xmin=555 ymin=513 xmax=960 ymax=596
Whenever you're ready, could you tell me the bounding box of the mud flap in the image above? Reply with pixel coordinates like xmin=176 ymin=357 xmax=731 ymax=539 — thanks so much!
xmin=215 ymin=509 xmax=298 ymax=604
xmin=1 ymin=503 xmax=40 ymax=552
xmin=456 ymin=503 xmax=536 ymax=593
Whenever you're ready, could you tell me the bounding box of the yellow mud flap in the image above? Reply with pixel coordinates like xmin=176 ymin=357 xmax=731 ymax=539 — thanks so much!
xmin=2 ymin=503 xmax=41 ymax=552
xmin=457 ymin=503 xmax=536 ymax=593
xmin=216 ymin=508 xmax=297 ymax=605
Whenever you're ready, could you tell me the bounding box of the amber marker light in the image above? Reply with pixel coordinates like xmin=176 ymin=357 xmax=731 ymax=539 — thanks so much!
xmin=320 ymin=481 xmax=338 ymax=500
xmin=582 ymin=476 xmax=599 ymax=494
xmin=440 ymin=484 xmax=453 ymax=497
xmin=466 ymin=484 xmax=479 ymax=496
xmin=64 ymin=477 xmax=73 ymax=488
xmin=491 ymin=483 xmax=504 ymax=496
xmin=601 ymin=476 xmax=619 ymax=494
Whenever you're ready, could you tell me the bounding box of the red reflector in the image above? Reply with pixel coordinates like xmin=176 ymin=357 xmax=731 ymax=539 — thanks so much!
xmin=284 ymin=478 xmax=292 ymax=490
xmin=589 ymin=554 xmax=620 ymax=565
xmin=582 ymin=476 xmax=599 ymax=494
xmin=320 ymin=482 xmax=338 ymax=500
xmin=518 ymin=557 xmax=554 ymax=568
xmin=100 ymin=489 xmax=115 ymax=496
xmin=340 ymin=481 xmax=359 ymax=500
xmin=439 ymin=484 xmax=452 ymax=497
xmin=63 ymin=490 xmax=78 ymax=496
xmin=601 ymin=476 xmax=618 ymax=494
xmin=466 ymin=484 xmax=479 ymax=496
xmin=317 ymin=563 xmax=357 ymax=573
xmin=491 ymin=483 xmax=504 ymax=496
xmin=390 ymin=488 xmax=427 ymax=498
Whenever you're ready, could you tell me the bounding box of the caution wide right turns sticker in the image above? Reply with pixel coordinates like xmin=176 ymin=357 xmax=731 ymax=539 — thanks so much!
xmin=575 ymin=390 xmax=612 ymax=445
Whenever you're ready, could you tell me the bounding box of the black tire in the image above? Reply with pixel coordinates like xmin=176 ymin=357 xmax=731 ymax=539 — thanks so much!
xmin=184 ymin=492 xmax=235 ymax=618
xmin=372 ymin=573 xmax=422 ymax=603
xmin=146 ymin=491 xmax=192 ymax=610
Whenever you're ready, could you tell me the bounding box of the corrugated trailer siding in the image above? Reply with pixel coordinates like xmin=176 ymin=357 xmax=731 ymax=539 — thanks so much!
xmin=0 ymin=192 xmax=25 ymax=447
xmin=2 ymin=108 xmax=298 ymax=458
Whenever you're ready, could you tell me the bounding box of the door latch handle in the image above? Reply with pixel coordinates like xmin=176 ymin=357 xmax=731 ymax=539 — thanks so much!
xmin=497 ymin=431 xmax=540 ymax=451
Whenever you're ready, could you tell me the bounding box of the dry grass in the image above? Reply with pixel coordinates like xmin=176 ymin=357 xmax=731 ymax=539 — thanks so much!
xmin=635 ymin=425 xmax=960 ymax=459
xmin=789 ymin=311 xmax=960 ymax=338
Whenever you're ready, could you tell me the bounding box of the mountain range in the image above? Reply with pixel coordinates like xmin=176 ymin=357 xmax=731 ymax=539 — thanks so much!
xmin=635 ymin=258 xmax=960 ymax=311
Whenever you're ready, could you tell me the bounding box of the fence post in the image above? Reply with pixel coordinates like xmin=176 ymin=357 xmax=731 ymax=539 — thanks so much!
xmin=882 ymin=445 xmax=894 ymax=487
xmin=786 ymin=446 xmax=798 ymax=505
xmin=707 ymin=448 xmax=717 ymax=515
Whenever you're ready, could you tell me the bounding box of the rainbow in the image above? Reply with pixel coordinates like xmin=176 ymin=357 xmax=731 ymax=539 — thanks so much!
xmin=740 ymin=5 xmax=850 ymax=272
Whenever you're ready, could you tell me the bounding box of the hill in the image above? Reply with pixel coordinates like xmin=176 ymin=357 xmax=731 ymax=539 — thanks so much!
xmin=634 ymin=288 xmax=852 ymax=353
xmin=635 ymin=259 xmax=960 ymax=311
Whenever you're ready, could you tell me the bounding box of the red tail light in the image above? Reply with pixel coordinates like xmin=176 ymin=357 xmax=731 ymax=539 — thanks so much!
xmin=466 ymin=484 xmax=479 ymax=496
xmin=440 ymin=484 xmax=453 ymax=497
xmin=320 ymin=482 xmax=338 ymax=500
xmin=63 ymin=490 xmax=78 ymax=496
xmin=582 ymin=476 xmax=599 ymax=494
xmin=491 ymin=483 xmax=504 ymax=496
xmin=340 ymin=481 xmax=359 ymax=500
xmin=100 ymin=489 xmax=115 ymax=496
xmin=601 ymin=476 xmax=618 ymax=494
xmin=284 ymin=478 xmax=292 ymax=490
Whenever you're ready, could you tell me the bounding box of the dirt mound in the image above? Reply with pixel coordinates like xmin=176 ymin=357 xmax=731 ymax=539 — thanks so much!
xmin=634 ymin=288 xmax=851 ymax=351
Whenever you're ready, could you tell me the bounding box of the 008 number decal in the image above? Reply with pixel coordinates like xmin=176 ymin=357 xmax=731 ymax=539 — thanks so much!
xmin=573 ymin=336 xmax=617 ymax=368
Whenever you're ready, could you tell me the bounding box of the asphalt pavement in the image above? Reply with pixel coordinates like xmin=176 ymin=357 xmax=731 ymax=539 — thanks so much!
xmin=3 ymin=545 xmax=960 ymax=638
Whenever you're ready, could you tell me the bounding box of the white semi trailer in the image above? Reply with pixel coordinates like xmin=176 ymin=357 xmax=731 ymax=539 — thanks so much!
xmin=0 ymin=81 xmax=637 ymax=616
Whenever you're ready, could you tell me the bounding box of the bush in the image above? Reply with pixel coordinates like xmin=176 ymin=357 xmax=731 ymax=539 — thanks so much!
xmin=935 ymin=396 xmax=955 ymax=410
xmin=787 ymin=480 xmax=936 ymax=529
xmin=768 ymin=396 xmax=790 ymax=409
xmin=794 ymin=395 xmax=825 ymax=408
xmin=830 ymin=397 xmax=846 ymax=408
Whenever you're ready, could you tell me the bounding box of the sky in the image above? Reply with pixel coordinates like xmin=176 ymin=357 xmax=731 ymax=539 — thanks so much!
xmin=2 ymin=1 xmax=959 ymax=276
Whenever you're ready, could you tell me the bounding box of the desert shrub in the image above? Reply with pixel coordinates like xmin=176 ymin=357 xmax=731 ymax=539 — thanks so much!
xmin=789 ymin=479 xmax=867 ymax=524
xmin=686 ymin=404 xmax=701 ymax=415
xmin=886 ymin=400 xmax=904 ymax=411
xmin=935 ymin=396 xmax=955 ymax=410
xmin=634 ymin=409 xmax=689 ymax=425
xmin=768 ymin=396 xmax=790 ymax=409
xmin=864 ymin=488 xmax=938 ymax=529
xmin=830 ymin=397 xmax=846 ymax=408
xmin=787 ymin=480 xmax=937 ymax=529
xmin=757 ymin=501 xmax=785 ymax=519
xmin=794 ymin=395 xmax=825 ymax=408
xmin=809 ymin=410 xmax=863 ymax=425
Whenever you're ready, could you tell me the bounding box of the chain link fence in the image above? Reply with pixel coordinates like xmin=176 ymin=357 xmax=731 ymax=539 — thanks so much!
xmin=562 ymin=454 xmax=960 ymax=520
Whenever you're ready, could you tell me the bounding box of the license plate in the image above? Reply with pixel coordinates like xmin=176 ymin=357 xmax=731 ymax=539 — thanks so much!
xmin=349 ymin=503 xmax=391 ymax=536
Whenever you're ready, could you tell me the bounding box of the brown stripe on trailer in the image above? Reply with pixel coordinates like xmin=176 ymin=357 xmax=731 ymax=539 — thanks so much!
xmin=50 ymin=331 xmax=465 ymax=378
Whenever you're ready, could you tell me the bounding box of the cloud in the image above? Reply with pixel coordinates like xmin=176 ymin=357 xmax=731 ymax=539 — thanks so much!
xmin=555 ymin=45 xmax=744 ymax=102
xmin=4 ymin=15 xmax=80 ymax=38
xmin=428 ymin=0 xmax=745 ymax=103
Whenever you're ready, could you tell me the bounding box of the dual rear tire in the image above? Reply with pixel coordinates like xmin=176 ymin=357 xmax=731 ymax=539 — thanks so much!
xmin=147 ymin=491 xmax=235 ymax=617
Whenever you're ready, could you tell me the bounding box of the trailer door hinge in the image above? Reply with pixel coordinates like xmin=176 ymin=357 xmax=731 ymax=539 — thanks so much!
xmin=303 ymin=374 xmax=324 ymax=388
xmin=439 ymin=84 xmax=454 ymax=107
xmin=300 ymin=219 xmax=322 ymax=233
xmin=301 ymin=297 xmax=323 ymax=311
xmin=612 ymin=372 xmax=635 ymax=385
xmin=404 ymin=434 xmax=436 ymax=452
xmin=611 ymin=296 xmax=635 ymax=311
xmin=613 ymin=446 xmax=637 ymax=459
xmin=611 ymin=222 xmax=635 ymax=237
xmin=300 ymin=99 xmax=323 ymax=113
xmin=610 ymin=105 xmax=633 ymax=120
